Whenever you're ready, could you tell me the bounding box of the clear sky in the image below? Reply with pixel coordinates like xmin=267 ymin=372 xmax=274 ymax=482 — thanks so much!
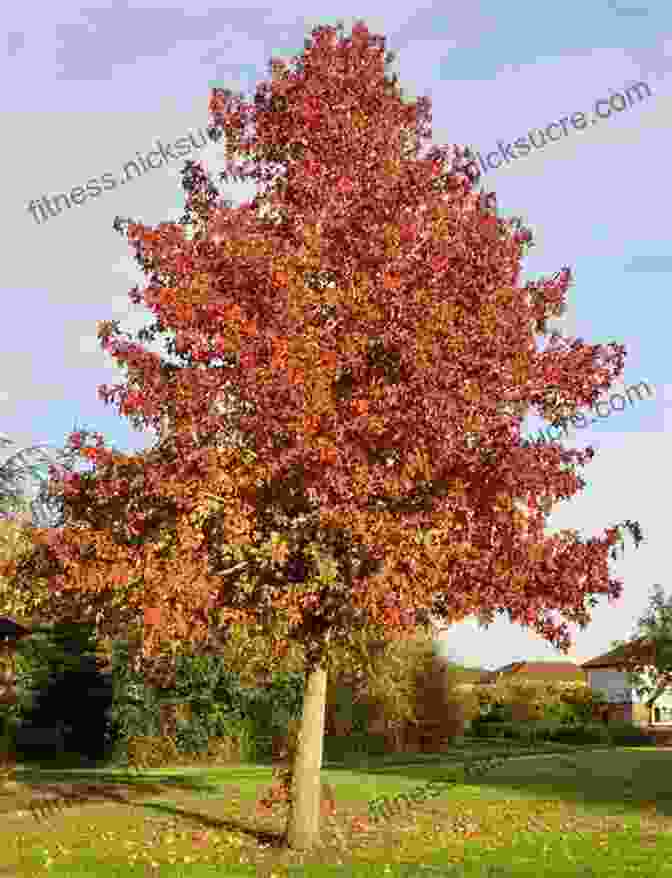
xmin=1 ymin=2 xmax=670 ymax=672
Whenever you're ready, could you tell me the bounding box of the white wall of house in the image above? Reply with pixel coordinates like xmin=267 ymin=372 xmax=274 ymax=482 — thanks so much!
xmin=586 ymin=669 xmax=645 ymax=704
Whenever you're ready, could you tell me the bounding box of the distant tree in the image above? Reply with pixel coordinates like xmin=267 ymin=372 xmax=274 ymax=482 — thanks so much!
xmin=13 ymin=617 xmax=113 ymax=763
xmin=0 ymin=421 xmax=102 ymax=529
xmin=608 ymin=583 xmax=672 ymax=717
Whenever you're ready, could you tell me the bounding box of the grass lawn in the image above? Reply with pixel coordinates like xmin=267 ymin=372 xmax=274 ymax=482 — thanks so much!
xmin=1 ymin=744 xmax=672 ymax=876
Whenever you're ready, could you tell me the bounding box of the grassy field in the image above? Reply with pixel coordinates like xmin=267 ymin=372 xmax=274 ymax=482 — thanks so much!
xmin=1 ymin=743 xmax=672 ymax=876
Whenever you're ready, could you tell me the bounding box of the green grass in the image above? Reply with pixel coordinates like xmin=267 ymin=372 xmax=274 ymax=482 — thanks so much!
xmin=2 ymin=744 xmax=672 ymax=876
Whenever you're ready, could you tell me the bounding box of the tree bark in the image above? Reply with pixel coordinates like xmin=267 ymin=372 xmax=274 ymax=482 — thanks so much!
xmin=285 ymin=660 xmax=328 ymax=851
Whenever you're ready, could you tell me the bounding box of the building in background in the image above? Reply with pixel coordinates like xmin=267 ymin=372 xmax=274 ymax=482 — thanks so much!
xmin=582 ymin=642 xmax=672 ymax=727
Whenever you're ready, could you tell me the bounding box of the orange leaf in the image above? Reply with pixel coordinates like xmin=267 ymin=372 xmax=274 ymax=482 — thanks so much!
xmin=320 ymin=350 xmax=338 ymax=369
xmin=382 ymin=273 xmax=401 ymax=290
xmin=319 ymin=446 xmax=338 ymax=464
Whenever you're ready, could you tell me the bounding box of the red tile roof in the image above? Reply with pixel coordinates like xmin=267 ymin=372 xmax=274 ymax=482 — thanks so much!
xmin=492 ymin=661 xmax=587 ymax=682
xmin=581 ymin=638 xmax=656 ymax=669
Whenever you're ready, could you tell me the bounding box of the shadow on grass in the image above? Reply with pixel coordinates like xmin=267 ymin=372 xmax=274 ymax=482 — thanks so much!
xmin=404 ymin=747 xmax=672 ymax=820
xmin=5 ymin=758 xmax=290 ymax=849
xmin=121 ymin=798 xmax=290 ymax=849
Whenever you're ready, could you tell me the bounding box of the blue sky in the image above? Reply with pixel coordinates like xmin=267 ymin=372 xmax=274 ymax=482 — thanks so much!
xmin=1 ymin=1 xmax=670 ymax=671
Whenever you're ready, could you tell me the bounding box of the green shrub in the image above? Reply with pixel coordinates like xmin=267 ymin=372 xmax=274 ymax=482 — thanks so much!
xmin=606 ymin=721 xmax=655 ymax=747
xmin=512 ymin=720 xmax=561 ymax=745
xmin=531 ymin=720 xmax=562 ymax=743
xmin=542 ymin=699 xmax=586 ymax=726
xmin=323 ymin=731 xmax=389 ymax=762
xmin=471 ymin=721 xmax=507 ymax=739
xmin=476 ymin=703 xmax=514 ymax=723
xmin=549 ymin=721 xmax=611 ymax=745
xmin=471 ymin=717 xmax=613 ymax=746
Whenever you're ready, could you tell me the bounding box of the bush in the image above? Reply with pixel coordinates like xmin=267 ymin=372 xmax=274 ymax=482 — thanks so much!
xmin=606 ymin=721 xmax=655 ymax=747
xmin=470 ymin=721 xmax=512 ymax=740
xmin=323 ymin=731 xmax=389 ymax=762
xmin=476 ymin=703 xmax=514 ymax=724
xmin=512 ymin=720 xmax=561 ymax=745
xmin=470 ymin=717 xmax=616 ymax=747
xmin=542 ymin=699 xmax=586 ymax=726
xmin=549 ymin=721 xmax=611 ymax=745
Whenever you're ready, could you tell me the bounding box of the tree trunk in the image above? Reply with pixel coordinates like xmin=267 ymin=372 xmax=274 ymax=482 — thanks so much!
xmin=285 ymin=660 xmax=328 ymax=851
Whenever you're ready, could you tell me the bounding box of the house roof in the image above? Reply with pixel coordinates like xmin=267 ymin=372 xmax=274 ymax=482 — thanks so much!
xmin=581 ymin=638 xmax=656 ymax=669
xmin=492 ymin=660 xmax=587 ymax=682
xmin=450 ymin=666 xmax=496 ymax=684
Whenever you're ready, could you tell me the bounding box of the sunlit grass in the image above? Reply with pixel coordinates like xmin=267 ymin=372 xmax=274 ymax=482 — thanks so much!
xmin=3 ymin=746 xmax=672 ymax=875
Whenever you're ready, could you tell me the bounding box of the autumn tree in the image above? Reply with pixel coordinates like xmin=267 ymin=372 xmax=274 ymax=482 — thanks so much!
xmin=0 ymin=20 xmax=644 ymax=852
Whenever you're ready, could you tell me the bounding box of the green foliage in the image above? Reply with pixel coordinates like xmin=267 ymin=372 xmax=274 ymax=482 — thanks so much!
xmin=7 ymin=618 xmax=111 ymax=759
xmin=542 ymin=699 xmax=586 ymax=726
xmin=609 ymin=583 xmax=672 ymax=708
xmin=468 ymin=715 xmax=658 ymax=749
xmin=470 ymin=721 xmax=519 ymax=740
xmin=105 ymin=633 xmax=306 ymax=766
xmin=473 ymin=702 xmax=514 ymax=726
xmin=605 ymin=720 xmax=655 ymax=747
xmin=105 ymin=637 xmax=164 ymax=748
xmin=545 ymin=722 xmax=611 ymax=746
xmin=242 ymin=670 xmax=306 ymax=739
xmin=11 ymin=618 xmax=103 ymax=713
xmin=469 ymin=718 xmax=616 ymax=747
xmin=482 ymin=720 xmax=561 ymax=745
xmin=323 ymin=731 xmax=390 ymax=763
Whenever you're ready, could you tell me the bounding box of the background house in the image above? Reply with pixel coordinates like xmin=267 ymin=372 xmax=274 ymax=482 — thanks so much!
xmin=457 ymin=660 xmax=588 ymax=721
xmin=489 ymin=660 xmax=587 ymax=685
xmin=582 ymin=643 xmax=672 ymax=727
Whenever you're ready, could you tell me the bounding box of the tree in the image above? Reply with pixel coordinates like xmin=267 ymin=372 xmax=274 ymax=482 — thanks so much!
xmin=608 ymin=583 xmax=672 ymax=718
xmin=323 ymin=618 xmax=439 ymax=747
xmin=0 ymin=422 xmax=115 ymax=629
xmin=0 ymin=422 xmax=101 ymax=529
xmin=0 ymin=435 xmax=47 ymax=522
xmin=0 ymin=20 xmax=644 ymax=852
